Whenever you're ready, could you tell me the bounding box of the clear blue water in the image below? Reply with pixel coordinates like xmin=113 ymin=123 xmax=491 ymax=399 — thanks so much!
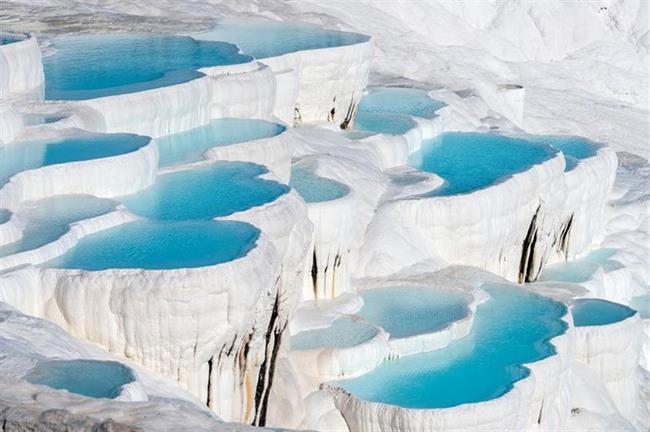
xmin=48 ymin=219 xmax=259 ymax=270
xmin=0 ymin=195 xmax=117 ymax=258
xmin=409 ymin=133 xmax=557 ymax=196
xmin=630 ymin=294 xmax=650 ymax=319
xmin=121 ymin=162 xmax=288 ymax=220
xmin=44 ymin=34 xmax=251 ymax=100
xmin=357 ymin=286 xmax=469 ymax=339
xmin=526 ymin=135 xmax=600 ymax=171
xmin=335 ymin=284 xmax=567 ymax=408
xmin=0 ymin=132 xmax=149 ymax=185
xmin=25 ymin=360 xmax=134 ymax=399
xmin=0 ymin=34 xmax=23 ymax=45
xmin=156 ymin=118 xmax=286 ymax=167
xmin=357 ymin=87 xmax=446 ymax=119
xmin=291 ymin=316 xmax=379 ymax=351
xmin=194 ymin=19 xmax=369 ymax=59
xmin=572 ymin=299 xmax=636 ymax=327
xmin=289 ymin=165 xmax=349 ymax=203
xmin=354 ymin=112 xmax=416 ymax=135
xmin=539 ymin=249 xmax=619 ymax=283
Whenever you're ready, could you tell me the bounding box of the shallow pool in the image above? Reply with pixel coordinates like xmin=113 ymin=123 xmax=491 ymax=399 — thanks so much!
xmin=48 ymin=219 xmax=259 ymax=270
xmin=194 ymin=18 xmax=369 ymax=59
xmin=538 ymin=249 xmax=619 ymax=283
xmin=0 ymin=132 xmax=149 ymax=185
xmin=526 ymin=135 xmax=600 ymax=171
xmin=354 ymin=112 xmax=416 ymax=135
xmin=44 ymin=34 xmax=251 ymax=100
xmin=357 ymin=286 xmax=468 ymax=339
xmin=572 ymin=298 xmax=636 ymax=327
xmin=0 ymin=195 xmax=117 ymax=258
xmin=25 ymin=360 xmax=134 ymax=399
xmin=409 ymin=133 xmax=557 ymax=196
xmin=291 ymin=316 xmax=379 ymax=351
xmin=335 ymin=284 xmax=567 ymax=408
xmin=357 ymin=87 xmax=445 ymax=119
xmin=289 ymin=164 xmax=348 ymax=203
xmin=121 ymin=162 xmax=288 ymax=220
xmin=156 ymin=118 xmax=285 ymax=167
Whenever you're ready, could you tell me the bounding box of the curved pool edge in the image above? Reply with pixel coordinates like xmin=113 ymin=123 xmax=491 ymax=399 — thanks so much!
xmin=0 ymin=130 xmax=158 ymax=211
xmin=290 ymin=322 xmax=390 ymax=381
xmin=381 ymin=287 xmax=487 ymax=358
xmin=323 ymin=294 xmax=574 ymax=431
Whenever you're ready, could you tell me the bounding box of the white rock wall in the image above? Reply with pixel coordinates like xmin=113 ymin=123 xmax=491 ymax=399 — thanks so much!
xmin=573 ymin=312 xmax=642 ymax=416
xmin=260 ymin=40 xmax=373 ymax=127
xmin=0 ymin=34 xmax=44 ymax=99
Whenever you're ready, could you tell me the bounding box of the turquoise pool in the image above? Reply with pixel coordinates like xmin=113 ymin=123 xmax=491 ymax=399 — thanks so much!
xmin=409 ymin=133 xmax=557 ymax=196
xmin=25 ymin=360 xmax=134 ymax=399
xmin=539 ymin=249 xmax=619 ymax=283
xmin=572 ymin=299 xmax=636 ymax=327
xmin=48 ymin=219 xmax=259 ymax=270
xmin=44 ymin=34 xmax=251 ymax=100
xmin=526 ymin=135 xmax=600 ymax=171
xmin=194 ymin=19 xmax=369 ymax=59
xmin=335 ymin=284 xmax=567 ymax=408
xmin=156 ymin=118 xmax=285 ymax=167
xmin=0 ymin=132 xmax=150 ymax=185
xmin=354 ymin=112 xmax=416 ymax=136
xmin=357 ymin=286 xmax=469 ymax=339
xmin=289 ymin=164 xmax=348 ymax=203
xmin=291 ymin=316 xmax=379 ymax=351
xmin=0 ymin=195 xmax=117 ymax=258
xmin=121 ymin=162 xmax=288 ymax=220
xmin=357 ymin=87 xmax=445 ymax=119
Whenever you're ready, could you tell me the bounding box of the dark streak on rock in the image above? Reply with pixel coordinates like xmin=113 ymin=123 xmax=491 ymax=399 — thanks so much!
xmin=519 ymin=205 xmax=541 ymax=283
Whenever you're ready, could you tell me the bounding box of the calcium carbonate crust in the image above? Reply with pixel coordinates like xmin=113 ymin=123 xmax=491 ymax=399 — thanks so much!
xmin=0 ymin=131 xmax=158 ymax=210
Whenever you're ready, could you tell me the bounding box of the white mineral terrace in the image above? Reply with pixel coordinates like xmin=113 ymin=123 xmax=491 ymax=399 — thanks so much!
xmin=0 ymin=3 xmax=648 ymax=432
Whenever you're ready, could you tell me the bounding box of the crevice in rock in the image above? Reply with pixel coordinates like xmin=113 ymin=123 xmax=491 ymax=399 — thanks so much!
xmin=339 ymin=96 xmax=357 ymax=130
xmin=328 ymin=96 xmax=336 ymax=122
xmin=519 ymin=205 xmax=541 ymax=283
xmin=253 ymin=294 xmax=281 ymax=426
xmin=293 ymin=105 xmax=302 ymax=126
xmin=558 ymin=213 xmax=574 ymax=260
xmin=206 ymin=356 xmax=214 ymax=407
xmin=311 ymin=249 xmax=318 ymax=299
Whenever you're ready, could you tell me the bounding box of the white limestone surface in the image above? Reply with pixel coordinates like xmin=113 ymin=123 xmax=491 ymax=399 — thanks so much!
xmin=259 ymin=39 xmax=373 ymax=127
xmin=71 ymin=61 xmax=278 ymax=139
xmin=0 ymin=103 xmax=24 ymax=144
xmin=327 ymin=314 xmax=574 ymax=432
xmin=0 ymin=209 xmax=135 ymax=273
xmin=0 ymin=130 xmax=158 ymax=210
xmin=205 ymin=125 xmax=296 ymax=184
xmin=572 ymin=310 xmax=643 ymax=416
xmin=31 ymin=232 xmax=280 ymax=424
xmin=290 ymin=325 xmax=390 ymax=382
xmin=0 ymin=302 xmax=268 ymax=431
xmin=0 ymin=34 xmax=44 ymax=99
xmin=357 ymin=152 xmax=567 ymax=282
